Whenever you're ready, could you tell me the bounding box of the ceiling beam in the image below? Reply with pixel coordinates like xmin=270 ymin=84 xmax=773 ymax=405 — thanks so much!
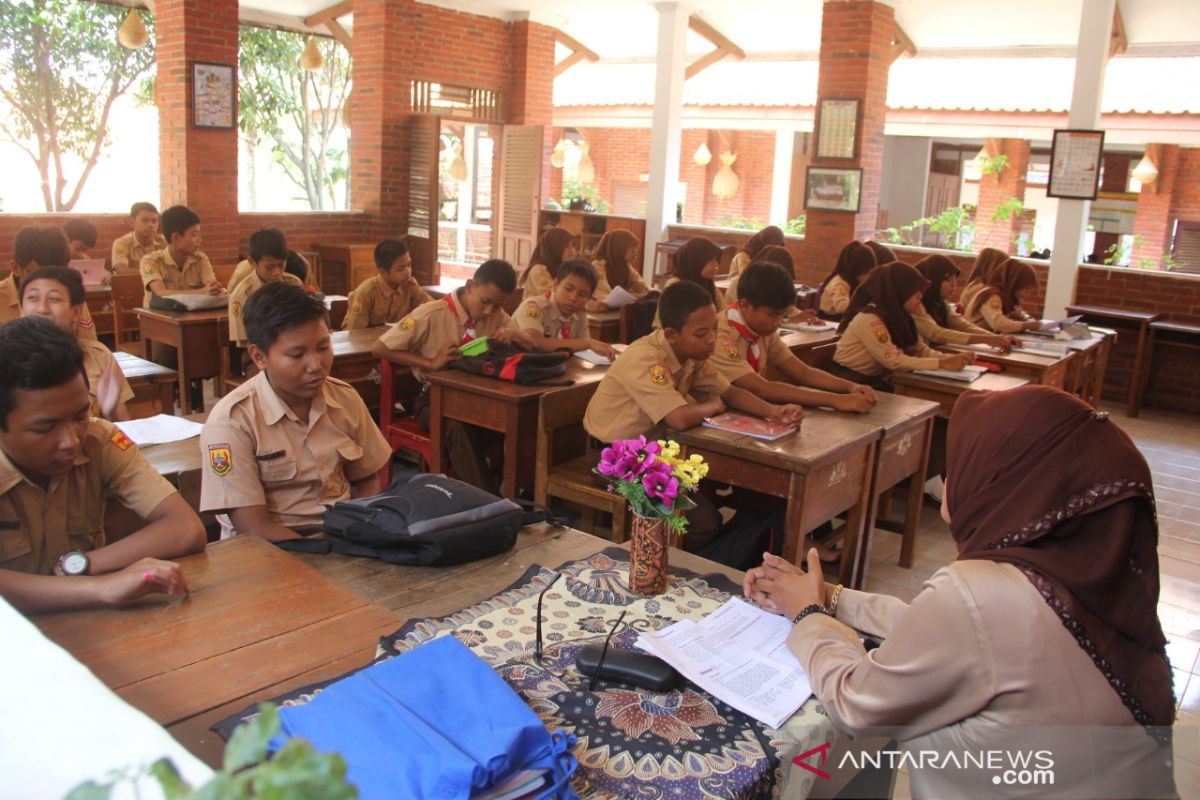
xmin=1110 ymin=3 xmax=1128 ymax=57
xmin=302 ymin=0 xmax=353 ymax=29
xmin=685 ymin=14 xmax=745 ymax=81
xmin=553 ymin=28 xmax=599 ymax=77
xmin=891 ymin=22 xmax=917 ymax=62
xmin=324 ymin=18 xmax=351 ymax=50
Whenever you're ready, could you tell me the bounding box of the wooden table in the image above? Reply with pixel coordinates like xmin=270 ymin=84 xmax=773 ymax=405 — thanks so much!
xmin=32 ymin=536 xmax=401 ymax=767
xmin=890 ymin=371 xmax=1029 ymax=419
xmin=425 ymin=359 xmax=609 ymax=498
xmin=1143 ymin=320 xmax=1200 ymax=411
xmin=330 ymin=326 xmax=387 ymax=412
xmin=135 ymin=307 xmax=229 ymax=415
xmin=781 ymin=327 xmax=839 ymax=368
xmin=85 ymin=284 xmax=115 ymax=337
xmin=114 ymin=350 xmax=177 ymax=418
xmin=104 ymin=414 xmax=207 ymax=541
xmin=1065 ymin=304 xmax=1160 ymax=417
xmin=1016 ymin=331 xmax=1114 ymax=408
xmin=587 ymin=310 xmax=621 ymax=343
xmin=944 ymin=343 xmax=1075 ymax=388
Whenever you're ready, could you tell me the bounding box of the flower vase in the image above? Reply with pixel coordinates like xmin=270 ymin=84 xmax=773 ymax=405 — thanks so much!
xmin=628 ymin=512 xmax=670 ymax=596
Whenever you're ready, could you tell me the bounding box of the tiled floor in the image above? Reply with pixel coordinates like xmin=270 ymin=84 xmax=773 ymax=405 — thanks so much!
xmin=867 ymin=402 xmax=1200 ymax=799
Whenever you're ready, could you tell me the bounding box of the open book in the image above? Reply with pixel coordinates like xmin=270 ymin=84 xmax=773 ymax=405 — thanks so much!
xmin=703 ymin=412 xmax=797 ymax=441
xmin=603 ymin=285 xmax=639 ymax=309
xmin=913 ymin=364 xmax=988 ymax=383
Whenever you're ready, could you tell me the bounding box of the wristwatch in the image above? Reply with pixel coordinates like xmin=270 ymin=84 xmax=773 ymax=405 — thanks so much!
xmin=56 ymin=550 xmax=91 ymax=577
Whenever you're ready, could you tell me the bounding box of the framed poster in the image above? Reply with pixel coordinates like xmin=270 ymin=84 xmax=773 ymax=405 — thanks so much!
xmin=805 ymin=166 xmax=863 ymax=213
xmin=815 ymin=98 xmax=861 ymax=160
xmin=192 ymin=62 xmax=235 ymax=129
xmin=1047 ymin=129 xmax=1105 ymax=200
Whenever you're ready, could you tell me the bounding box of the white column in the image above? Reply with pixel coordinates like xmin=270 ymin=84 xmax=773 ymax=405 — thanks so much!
xmin=642 ymin=1 xmax=690 ymax=280
xmin=1044 ymin=0 xmax=1115 ymax=317
xmin=770 ymin=130 xmax=795 ymax=226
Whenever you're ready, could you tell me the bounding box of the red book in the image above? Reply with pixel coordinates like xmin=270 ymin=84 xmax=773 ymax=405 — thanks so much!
xmin=702 ymin=412 xmax=798 ymax=441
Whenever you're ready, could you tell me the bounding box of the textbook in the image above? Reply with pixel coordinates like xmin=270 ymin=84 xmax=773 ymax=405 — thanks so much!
xmin=913 ymin=365 xmax=988 ymax=383
xmin=702 ymin=412 xmax=797 ymax=441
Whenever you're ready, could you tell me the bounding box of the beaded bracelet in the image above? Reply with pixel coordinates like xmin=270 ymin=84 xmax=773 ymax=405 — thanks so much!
xmin=791 ymin=603 xmax=828 ymax=625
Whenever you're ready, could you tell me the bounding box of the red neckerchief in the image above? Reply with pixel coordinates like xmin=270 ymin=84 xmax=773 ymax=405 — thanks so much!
xmin=726 ymin=309 xmax=762 ymax=373
xmin=444 ymin=292 xmax=476 ymax=344
xmin=545 ymin=291 xmax=570 ymax=338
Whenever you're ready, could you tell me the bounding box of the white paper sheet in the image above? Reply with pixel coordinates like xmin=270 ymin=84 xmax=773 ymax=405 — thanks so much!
xmin=574 ymin=344 xmax=627 ymax=366
xmin=604 ymin=285 xmax=639 ymax=309
xmin=912 ymin=365 xmax=988 ymax=383
xmin=116 ymin=414 xmax=205 ymax=446
xmin=164 ymin=293 xmax=228 ymax=311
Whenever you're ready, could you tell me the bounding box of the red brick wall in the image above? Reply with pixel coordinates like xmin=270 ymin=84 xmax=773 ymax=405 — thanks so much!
xmin=974 ymin=139 xmax=1030 ymax=252
xmin=1132 ymin=144 xmax=1179 ymax=268
xmin=1171 ymin=147 xmax=1200 ymax=224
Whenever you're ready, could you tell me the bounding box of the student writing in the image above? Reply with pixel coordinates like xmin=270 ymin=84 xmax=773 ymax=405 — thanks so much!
xmin=912 ymin=254 xmax=1018 ymax=351
xmin=818 ymin=241 xmax=876 ymax=320
xmin=964 ymin=258 xmax=1042 ymax=334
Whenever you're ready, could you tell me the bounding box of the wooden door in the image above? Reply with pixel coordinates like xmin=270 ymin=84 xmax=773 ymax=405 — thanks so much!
xmin=922 ymin=172 xmax=960 ymax=248
xmin=496 ymin=125 xmax=544 ymax=269
xmin=407 ymin=114 xmax=440 ymax=286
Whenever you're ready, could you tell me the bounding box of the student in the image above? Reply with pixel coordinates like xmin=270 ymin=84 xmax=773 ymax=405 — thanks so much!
xmin=583 ymin=281 xmax=802 ymax=549
xmin=864 ymin=240 xmax=897 ymax=265
xmin=373 ymin=259 xmax=534 ymax=494
xmin=832 ymin=261 xmax=969 ymax=387
xmin=111 ymin=202 xmax=167 ymax=274
xmin=228 ymin=229 xmax=305 ymax=347
xmin=711 ymin=263 xmax=876 ymax=413
xmin=0 ymin=317 xmax=204 ymax=613
xmin=515 ymin=260 xmax=617 ymax=359
xmin=518 ymin=227 xmax=577 ymax=299
xmin=728 ymin=225 xmax=785 ymax=277
xmin=19 ymin=266 xmax=133 ymax=421
xmin=587 ymin=229 xmax=651 ymax=312
xmin=964 ymin=258 xmax=1042 ymax=334
xmin=342 ymin=238 xmax=433 ymax=330
xmin=958 ymin=246 xmax=1008 ymax=315
xmin=63 ymin=219 xmax=98 ymax=262
xmin=818 ymin=241 xmax=876 ymax=320
xmin=228 ymin=228 xmax=312 ymax=294
xmin=913 ymin=254 xmax=1018 ymax=351
xmin=725 ymin=245 xmax=815 ymax=321
xmin=1 ymin=225 xmax=100 ymax=343
xmin=140 ymin=204 xmax=224 ymax=306
xmin=200 ymin=283 xmax=391 ymax=540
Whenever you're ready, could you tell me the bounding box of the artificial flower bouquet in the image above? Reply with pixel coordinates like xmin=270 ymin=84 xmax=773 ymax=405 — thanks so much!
xmin=595 ymin=437 xmax=709 ymax=535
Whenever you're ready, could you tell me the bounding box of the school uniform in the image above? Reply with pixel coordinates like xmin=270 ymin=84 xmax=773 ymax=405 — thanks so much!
xmin=709 ymin=307 xmax=792 ymax=382
xmin=652 ymin=276 xmax=725 ymax=330
xmin=912 ymin=303 xmax=994 ymax=346
xmin=199 ymin=371 xmax=391 ymax=538
xmin=834 ymin=312 xmax=944 ymax=378
xmin=968 ymin=294 xmax=1029 ymax=334
xmin=0 ymin=275 xmax=99 ymax=342
xmin=957 ymin=282 xmax=984 ymax=317
xmin=727 ymin=250 xmax=751 ymax=277
xmin=343 ymin=274 xmax=433 ymax=330
xmin=514 ymin=292 xmax=587 ymax=341
xmin=81 ymin=338 xmax=134 ymax=416
xmin=139 ymin=248 xmax=218 ymax=307
xmin=0 ymin=419 xmax=175 ymax=574
xmin=590 ymin=259 xmax=649 ymax=307
xmin=111 ymin=231 xmax=167 ymax=274
xmin=519 ymin=262 xmax=555 ymax=300
xmin=227 ymin=259 xmax=255 ymax=294
xmin=227 ymin=271 xmax=304 ymax=346
xmin=819 ymin=274 xmax=852 ymax=317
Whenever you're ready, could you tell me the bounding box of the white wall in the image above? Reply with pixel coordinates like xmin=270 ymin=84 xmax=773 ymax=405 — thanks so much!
xmin=880 ymin=136 xmax=932 ymax=231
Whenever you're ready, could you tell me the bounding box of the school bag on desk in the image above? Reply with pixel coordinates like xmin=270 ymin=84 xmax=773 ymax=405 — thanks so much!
xmin=450 ymin=339 xmax=573 ymax=385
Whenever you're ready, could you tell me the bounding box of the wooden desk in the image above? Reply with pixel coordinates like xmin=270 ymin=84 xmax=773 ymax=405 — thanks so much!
xmin=114 ymin=350 xmax=177 ymax=418
xmin=1144 ymin=321 xmax=1200 ymax=411
xmin=1019 ymin=331 xmax=1114 ymax=408
xmin=135 ymin=307 xmax=228 ymax=415
xmin=1065 ymin=304 xmax=1160 ymax=417
xmin=330 ymin=326 xmax=388 ymax=412
xmin=587 ymin=310 xmax=621 ymax=343
xmin=944 ymin=343 xmax=1075 ymax=388
xmin=85 ymin=284 xmax=115 ymax=337
xmin=104 ymin=415 xmax=207 ymax=540
xmin=32 ymin=536 xmax=401 ymax=767
xmin=890 ymin=371 xmax=1029 ymax=418
xmin=781 ymin=327 xmax=839 ymax=368
xmin=314 ymin=243 xmax=377 ymax=296
xmin=425 ymin=359 xmax=609 ymax=498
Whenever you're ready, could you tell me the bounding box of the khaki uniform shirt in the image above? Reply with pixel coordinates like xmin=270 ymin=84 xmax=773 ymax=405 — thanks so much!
xmin=833 ymin=312 xmax=942 ymax=377
xmin=0 ymin=275 xmax=99 ymax=342
xmin=228 ymin=259 xmax=255 ymax=294
xmin=199 ymin=371 xmax=391 ymax=537
xmin=140 ymin=248 xmax=217 ymax=306
xmin=343 ymin=275 xmax=433 ymax=330
xmin=727 ymin=251 xmax=751 ymax=277
xmin=709 ymin=307 xmax=793 ymax=382
xmin=590 ymin=259 xmax=650 ymax=307
xmin=519 ymin=262 xmax=555 ymax=300
xmin=376 ymin=290 xmax=517 ymax=383
xmin=514 ymin=291 xmax=587 ymax=340
xmin=819 ymin=274 xmax=852 ymax=316
xmin=913 ymin=303 xmax=993 ymax=346
xmin=81 ymin=338 xmax=135 ymax=416
xmin=968 ymin=294 xmax=1029 ymax=334
xmin=111 ymin=231 xmax=167 ymax=274
xmin=227 ymin=271 xmax=304 ymax=345
xmin=653 ymin=276 xmax=726 ymax=330
xmin=583 ymin=329 xmax=731 ymax=443
xmin=0 ymin=419 xmax=175 ymax=574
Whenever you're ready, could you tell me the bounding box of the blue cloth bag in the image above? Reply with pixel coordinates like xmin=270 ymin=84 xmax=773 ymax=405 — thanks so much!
xmin=272 ymin=636 xmax=578 ymax=800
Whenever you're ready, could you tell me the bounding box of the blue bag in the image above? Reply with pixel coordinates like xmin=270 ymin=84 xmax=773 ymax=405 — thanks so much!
xmin=272 ymin=636 xmax=578 ymax=800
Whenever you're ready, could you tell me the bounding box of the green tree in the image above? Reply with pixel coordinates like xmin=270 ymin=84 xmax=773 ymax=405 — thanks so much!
xmin=238 ymin=27 xmax=350 ymax=210
xmin=0 ymin=0 xmax=155 ymax=211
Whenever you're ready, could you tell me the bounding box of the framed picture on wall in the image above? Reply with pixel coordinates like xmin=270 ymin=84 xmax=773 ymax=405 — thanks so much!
xmin=192 ymin=61 xmax=235 ymax=129
xmin=1047 ymin=129 xmax=1105 ymax=200
xmin=815 ymin=97 xmax=861 ymax=160
xmin=804 ymin=166 xmax=863 ymax=213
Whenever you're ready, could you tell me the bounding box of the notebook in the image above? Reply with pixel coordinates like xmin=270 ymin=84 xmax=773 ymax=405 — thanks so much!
xmin=913 ymin=365 xmax=988 ymax=383
xmin=69 ymin=259 xmax=107 ymax=286
xmin=702 ymin=412 xmax=797 ymax=441
xmin=164 ymin=293 xmax=229 ymax=311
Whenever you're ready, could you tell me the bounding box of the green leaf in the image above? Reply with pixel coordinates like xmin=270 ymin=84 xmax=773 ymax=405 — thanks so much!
xmin=149 ymin=757 xmax=192 ymax=800
xmin=63 ymin=780 xmax=114 ymax=800
xmin=224 ymin=703 xmax=280 ymax=773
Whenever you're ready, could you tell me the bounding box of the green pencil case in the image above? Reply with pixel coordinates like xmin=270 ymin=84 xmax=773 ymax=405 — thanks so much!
xmin=459 ymin=337 xmax=490 ymax=357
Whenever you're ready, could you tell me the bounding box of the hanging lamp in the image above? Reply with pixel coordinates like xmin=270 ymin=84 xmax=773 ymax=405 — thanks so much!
xmin=299 ymin=36 xmax=325 ymax=71
xmin=117 ymin=8 xmax=149 ymax=50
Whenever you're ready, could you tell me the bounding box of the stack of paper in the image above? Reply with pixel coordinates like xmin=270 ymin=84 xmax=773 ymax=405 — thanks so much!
xmin=913 ymin=364 xmax=988 ymax=383
xmin=603 ymin=285 xmax=639 ymax=309
xmin=164 ymin=293 xmax=228 ymax=311
xmin=638 ymin=598 xmax=812 ymax=729
xmin=115 ymin=414 xmax=205 ymax=446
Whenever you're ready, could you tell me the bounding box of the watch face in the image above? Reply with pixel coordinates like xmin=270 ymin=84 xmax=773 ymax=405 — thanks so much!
xmin=62 ymin=551 xmax=89 ymax=576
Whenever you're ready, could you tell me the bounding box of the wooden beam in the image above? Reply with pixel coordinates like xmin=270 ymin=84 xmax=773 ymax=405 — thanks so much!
xmin=554 ymin=50 xmax=588 ymax=78
xmin=1110 ymin=3 xmax=1128 ymax=57
xmin=688 ymin=15 xmax=745 ymax=60
xmin=685 ymin=48 xmax=730 ymax=81
xmin=324 ymin=18 xmax=351 ymax=50
xmin=553 ymin=29 xmax=599 ymax=63
xmin=891 ymin=22 xmax=917 ymax=62
xmin=302 ymin=0 xmax=353 ymax=29
xmin=141 ymin=0 xmax=155 ymax=14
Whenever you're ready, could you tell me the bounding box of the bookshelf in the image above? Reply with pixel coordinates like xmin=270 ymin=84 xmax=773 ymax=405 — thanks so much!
xmin=537 ymin=210 xmax=646 ymax=266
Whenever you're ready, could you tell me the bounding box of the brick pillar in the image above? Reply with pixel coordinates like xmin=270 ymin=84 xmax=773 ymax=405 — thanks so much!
xmin=351 ymin=0 xmax=412 ymax=239
xmin=1132 ymin=144 xmax=1179 ymax=269
xmin=509 ymin=21 xmax=557 ymax=204
xmin=974 ymin=138 xmax=1030 ymax=253
xmin=1091 ymin=152 xmax=1133 ymax=261
xmin=680 ymin=129 xmax=709 ymax=225
xmin=155 ymin=0 xmax=239 ymax=265
xmin=802 ymin=0 xmax=894 ymax=276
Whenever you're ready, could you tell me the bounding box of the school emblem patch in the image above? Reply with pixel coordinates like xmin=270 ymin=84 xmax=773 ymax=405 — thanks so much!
xmin=231 ymin=301 xmax=241 ymax=315
xmin=398 ymin=316 xmax=414 ymax=331
xmin=526 ymin=303 xmax=541 ymax=319
xmin=208 ymin=444 xmax=233 ymax=477
xmin=352 ymin=301 xmax=363 ymax=314
xmin=109 ymin=430 xmax=134 ymax=451
xmin=874 ymin=327 xmax=890 ymax=345
xmin=723 ymin=339 xmax=739 ymax=357
xmin=649 ymin=365 xmax=669 ymax=386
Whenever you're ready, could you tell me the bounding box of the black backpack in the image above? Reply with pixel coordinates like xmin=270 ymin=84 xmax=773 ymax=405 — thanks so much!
xmin=449 ymin=340 xmax=572 ymax=385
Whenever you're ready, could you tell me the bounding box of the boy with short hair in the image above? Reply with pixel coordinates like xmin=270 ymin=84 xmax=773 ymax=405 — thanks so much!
xmin=0 ymin=316 xmax=204 ymax=613
xmin=111 ymin=202 xmax=166 ymax=274
xmin=227 ymin=228 xmax=304 ymax=346
xmin=515 ymin=259 xmax=617 ymax=360
xmin=140 ymin=204 xmax=224 ymax=306
xmin=0 ymin=225 xmax=100 ymax=342
xmin=710 ymin=263 xmax=877 ymax=413
xmin=373 ymin=258 xmax=534 ymax=494
xmin=342 ymin=239 xmax=433 ymax=330
xmin=20 ymin=265 xmax=134 ymax=421
xmin=200 ymin=282 xmax=391 ymax=541
xmin=63 ymin=219 xmax=98 ymax=261
xmin=228 ymin=228 xmax=311 ymax=294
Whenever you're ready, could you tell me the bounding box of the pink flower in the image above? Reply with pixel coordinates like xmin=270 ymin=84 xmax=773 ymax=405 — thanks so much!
xmin=642 ymin=462 xmax=680 ymax=508
xmin=597 ymin=437 xmax=663 ymax=481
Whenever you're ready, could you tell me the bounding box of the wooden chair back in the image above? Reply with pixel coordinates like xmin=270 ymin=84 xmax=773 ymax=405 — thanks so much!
xmin=110 ymin=273 xmax=145 ymax=354
xmin=535 ymin=382 xmax=600 ymax=506
xmin=619 ymin=296 xmax=658 ymax=344
xmin=378 ymin=358 xmax=429 ymax=483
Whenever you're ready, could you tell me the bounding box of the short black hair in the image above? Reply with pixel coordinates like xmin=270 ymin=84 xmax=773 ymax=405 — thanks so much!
xmin=248 ymin=228 xmax=288 ymax=262
xmin=738 ymin=262 xmax=794 ymax=310
xmin=0 ymin=316 xmax=85 ymax=429
xmin=284 ymin=250 xmax=309 ymax=284
xmin=63 ymin=219 xmax=98 ymax=248
xmin=243 ymin=281 xmax=327 ymax=351
xmin=13 ymin=226 xmax=71 ymax=270
xmin=160 ymin=205 xmax=201 ymax=241
xmin=556 ymin=259 xmax=598 ymax=291
xmin=473 ymin=259 xmax=516 ymax=294
xmin=659 ymin=280 xmax=713 ymax=331
xmin=20 ymin=265 xmax=86 ymax=307
xmin=374 ymin=239 xmax=409 ymax=271
xmin=130 ymin=201 xmax=158 ymax=218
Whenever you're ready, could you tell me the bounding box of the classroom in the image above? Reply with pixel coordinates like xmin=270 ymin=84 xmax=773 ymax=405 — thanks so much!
xmin=0 ymin=0 xmax=1197 ymax=797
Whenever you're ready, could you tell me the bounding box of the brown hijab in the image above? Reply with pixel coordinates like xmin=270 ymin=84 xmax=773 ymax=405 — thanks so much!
xmin=739 ymin=225 xmax=785 ymax=258
xmin=674 ymin=237 xmax=722 ymax=304
xmin=822 ymin=241 xmax=877 ymax=293
xmin=948 ymin=385 xmax=1173 ymax=739
xmin=915 ymin=254 xmax=961 ymax=327
xmin=966 ymin=258 xmax=1037 ymax=317
xmin=521 ymin=226 xmax=576 ymax=285
xmin=592 ymin=229 xmax=639 ymax=290
xmin=966 ymin=246 xmax=1008 ymax=288
xmin=754 ymin=245 xmax=795 ymax=279
xmin=837 ymin=261 xmax=929 ymax=349
xmin=865 ymin=240 xmax=897 ymax=265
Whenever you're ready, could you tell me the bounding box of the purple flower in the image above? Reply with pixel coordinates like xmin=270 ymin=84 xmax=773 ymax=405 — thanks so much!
xmin=641 ymin=462 xmax=680 ymax=508
xmin=598 ymin=437 xmax=663 ymax=481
